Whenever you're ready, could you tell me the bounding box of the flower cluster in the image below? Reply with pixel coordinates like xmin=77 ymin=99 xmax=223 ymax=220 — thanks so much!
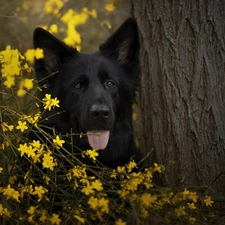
xmin=15 ymin=112 xmax=41 ymax=133
xmin=42 ymin=94 xmax=60 ymax=111
xmin=0 ymin=204 xmax=10 ymax=217
xmin=0 ymin=45 xmax=44 ymax=96
xmin=0 ymin=46 xmax=28 ymax=88
xmin=60 ymin=8 xmax=97 ymax=50
xmin=1 ymin=129 xmax=215 ymax=225
xmin=43 ymin=1 xmax=115 ymax=50
xmin=44 ymin=0 xmax=64 ymax=15
xmin=1 ymin=184 xmax=20 ymax=202
xmin=17 ymin=135 xmax=64 ymax=171
xmin=24 ymin=48 xmax=44 ymax=64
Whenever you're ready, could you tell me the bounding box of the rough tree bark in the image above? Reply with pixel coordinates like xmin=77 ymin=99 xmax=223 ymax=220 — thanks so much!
xmin=131 ymin=0 xmax=225 ymax=196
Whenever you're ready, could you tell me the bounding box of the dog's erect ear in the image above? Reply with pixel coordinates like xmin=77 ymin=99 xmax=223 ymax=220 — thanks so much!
xmin=99 ymin=18 xmax=140 ymax=64
xmin=33 ymin=28 xmax=76 ymax=81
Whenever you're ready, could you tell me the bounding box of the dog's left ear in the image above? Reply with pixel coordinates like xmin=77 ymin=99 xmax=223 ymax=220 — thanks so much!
xmin=99 ymin=18 xmax=140 ymax=64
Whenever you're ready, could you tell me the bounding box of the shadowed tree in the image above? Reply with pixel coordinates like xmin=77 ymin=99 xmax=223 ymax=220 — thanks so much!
xmin=131 ymin=0 xmax=225 ymax=198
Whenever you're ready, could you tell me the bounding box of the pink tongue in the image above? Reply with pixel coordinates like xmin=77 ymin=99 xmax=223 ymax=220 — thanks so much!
xmin=87 ymin=130 xmax=110 ymax=150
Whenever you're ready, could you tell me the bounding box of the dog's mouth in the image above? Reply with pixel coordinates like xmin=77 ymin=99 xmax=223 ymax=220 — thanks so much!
xmin=87 ymin=130 xmax=110 ymax=150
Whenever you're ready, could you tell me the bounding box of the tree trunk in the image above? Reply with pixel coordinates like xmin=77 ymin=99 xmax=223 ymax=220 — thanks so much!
xmin=131 ymin=0 xmax=225 ymax=195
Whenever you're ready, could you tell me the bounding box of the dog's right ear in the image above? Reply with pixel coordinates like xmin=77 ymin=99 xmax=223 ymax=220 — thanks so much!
xmin=33 ymin=28 xmax=76 ymax=82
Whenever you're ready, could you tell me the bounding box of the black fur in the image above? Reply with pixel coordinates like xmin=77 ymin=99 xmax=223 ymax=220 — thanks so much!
xmin=33 ymin=18 xmax=142 ymax=169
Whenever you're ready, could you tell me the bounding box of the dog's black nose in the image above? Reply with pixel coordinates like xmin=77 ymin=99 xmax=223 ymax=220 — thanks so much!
xmin=90 ymin=104 xmax=110 ymax=120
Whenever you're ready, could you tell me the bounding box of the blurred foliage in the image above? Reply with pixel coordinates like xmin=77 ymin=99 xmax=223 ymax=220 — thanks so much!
xmin=0 ymin=0 xmax=130 ymax=52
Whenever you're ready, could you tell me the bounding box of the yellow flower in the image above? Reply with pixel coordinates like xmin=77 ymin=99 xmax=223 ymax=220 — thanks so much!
xmin=42 ymin=94 xmax=60 ymax=111
xmin=110 ymin=169 xmax=117 ymax=179
xmin=49 ymin=24 xmax=58 ymax=33
xmin=4 ymin=76 xmax=15 ymax=88
xmin=0 ymin=167 xmax=3 ymax=173
xmin=64 ymin=26 xmax=81 ymax=47
xmin=140 ymin=193 xmax=157 ymax=207
xmin=89 ymin=9 xmax=97 ymax=18
xmin=27 ymin=206 xmax=37 ymax=214
xmin=23 ymin=78 xmax=34 ymax=90
xmin=85 ymin=149 xmax=99 ymax=161
xmin=125 ymin=172 xmax=144 ymax=192
xmin=140 ymin=207 xmax=149 ymax=218
xmin=188 ymin=191 xmax=198 ymax=203
xmin=31 ymin=112 xmax=41 ymax=125
xmin=175 ymin=206 xmax=186 ymax=217
xmin=31 ymin=140 xmax=41 ymax=149
xmin=51 ymin=97 xmax=60 ymax=107
xmin=75 ymin=166 xmax=87 ymax=177
xmin=44 ymin=0 xmax=63 ymax=14
xmin=143 ymin=179 xmax=153 ymax=189
xmin=2 ymin=184 xmax=20 ymax=202
xmin=39 ymin=210 xmax=48 ymax=222
xmin=35 ymin=48 xmax=44 ymax=59
xmin=118 ymin=189 xmax=130 ymax=199
xmin=0 ymin=46 xmax=22 ymax=81
xmin=91 ymin=179 xmax=103 ymax=191
xmin=2 ymin=122 xmax=14 ymax=131
xmin=20 ymin=184 xmax=33 ymax=196
xmin=24 ymin=48 xmax=44 ymax=63
xmin=204 ymin=196 xmax=214 ymax=206
xmin=42 ymin=151 xmax=56 ymax=171
xmin=61 ymin=9 xmax=88 ymax=26
xmin=28 ymin=215 xmax=34 ymax=223
xmin=117 ymin=166 xmax=125 ymax=173
xmin=153 ymin=163 xmax=162 ymax=173
xmin=50 ymin=213 xmax=61 ymax=225
xmin=24 ymin=49 xmax=35 ymax=63
xmin=82 ymin=7 xmax=97 ymax=18
xmin=187 ymin=202 xmax=197 ymax=210
xmin=67 ymin=166 xmax=87 ymax=183
xmin=17 ymin=88 xmax=27 ymax=97
xmin=116 ymin=219 xmax=127 ymax=225
xmin=182 ymin=188 xmax=190 ymax=200
xmin=105 ymin=3 xmax=116 ymax=12
xmin=43 ymin=175 xmax=50 ymax=185
xmin=61 ymin=9 xmax=92 ymax=49
xmin=88 ymin=196 xmax=109 ymax=213
xmin=53 ymin=135 xmax=65 ymax=149
xmin=126 ymin=179 xmax=139 ymax=191
xmin=126 ymin=160 xmax=137 ymax=172
xmin=81 ymin=183 xmax=94 ymax=195
xmin=23 ymin=112 xmax=41 ymax=126
xmin=18 ymin=143 xmax=32 ymax=157
xmin=98 ymin=197 xmax=109 ymax=213
xmin=88 ymin=196 xmax=99 ymax=210
xmin=61 ymin=9 xmax=74 ymax=24
xmin=16 ymin=121 xmax=28 ymax=132
xmin=0 ymin=204 xmax=10 ymax=217
xmin=32 ymin=186 xmax=48 ymax=202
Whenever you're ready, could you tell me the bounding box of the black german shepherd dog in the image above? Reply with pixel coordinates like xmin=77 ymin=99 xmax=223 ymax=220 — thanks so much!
xmin=33 ymin=18 xmax=143 ymax=169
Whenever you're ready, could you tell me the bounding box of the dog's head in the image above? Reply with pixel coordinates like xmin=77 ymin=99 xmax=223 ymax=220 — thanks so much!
xmin=33 ymin=18 xmax=140 ymax=150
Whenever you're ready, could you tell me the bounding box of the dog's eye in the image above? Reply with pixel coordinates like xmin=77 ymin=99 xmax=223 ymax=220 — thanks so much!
xmin=74 ymin=83 xmax=82 ymax=89
xmin=106 ymin=81 xmax=115 ymax=88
